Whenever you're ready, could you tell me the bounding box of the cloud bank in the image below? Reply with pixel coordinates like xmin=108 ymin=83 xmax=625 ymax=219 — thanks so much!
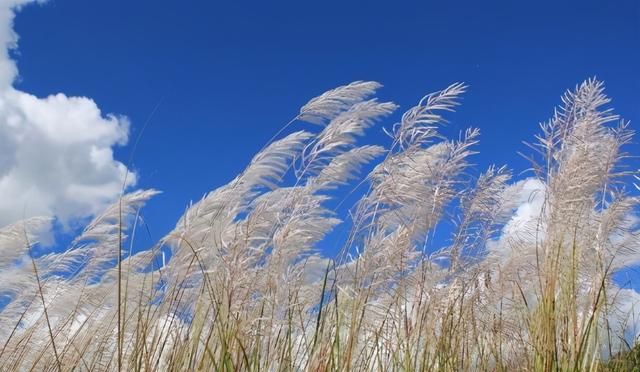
xmin=0 ymin=0 xmax=135 ymax=228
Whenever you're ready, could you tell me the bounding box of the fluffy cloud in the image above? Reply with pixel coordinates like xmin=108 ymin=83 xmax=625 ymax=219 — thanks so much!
xmin=611 ymin=288 xmax=640 ymax=346
xmin=0 ymin=0 xmax=135 ymax=228
xmin=485 ymin=177 xmax=546 ymax=259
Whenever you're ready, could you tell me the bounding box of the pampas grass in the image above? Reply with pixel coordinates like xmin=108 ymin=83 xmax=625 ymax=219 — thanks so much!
xmin=0 ymin=79 xmax=639 ymax=371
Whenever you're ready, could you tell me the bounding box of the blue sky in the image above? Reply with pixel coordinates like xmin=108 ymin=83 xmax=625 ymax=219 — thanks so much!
xmin=9 ymin=0 xmax=640 ymax=249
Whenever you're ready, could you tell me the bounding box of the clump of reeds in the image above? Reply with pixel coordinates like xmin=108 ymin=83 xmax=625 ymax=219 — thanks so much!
xmin=0 ymin=79 xmax=638 ymax=371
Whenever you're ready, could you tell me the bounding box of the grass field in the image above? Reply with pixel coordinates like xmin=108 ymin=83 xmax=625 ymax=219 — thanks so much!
xmin=0 ymin=79 xmax=639 ymax=371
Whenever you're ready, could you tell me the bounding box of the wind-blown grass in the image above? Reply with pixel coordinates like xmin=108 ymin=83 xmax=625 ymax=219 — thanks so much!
xmin=0 ymin=79 xmax=639 ymax=371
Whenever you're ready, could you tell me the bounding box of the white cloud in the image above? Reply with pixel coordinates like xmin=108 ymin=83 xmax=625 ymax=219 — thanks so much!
xmin=0 ymin=0 xmax=135 ymax=228
xmin=501 ymin=178 xmax=546 ymax=237
xmin=611 ymin=288 xmax=640 ymax=346
xmin=486 ymin=177 xmax=546 ymax=260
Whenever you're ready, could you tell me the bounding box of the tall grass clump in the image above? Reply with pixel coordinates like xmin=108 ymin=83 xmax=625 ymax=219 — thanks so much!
xmin=0 ymin=79 xmax=638 ymax=371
